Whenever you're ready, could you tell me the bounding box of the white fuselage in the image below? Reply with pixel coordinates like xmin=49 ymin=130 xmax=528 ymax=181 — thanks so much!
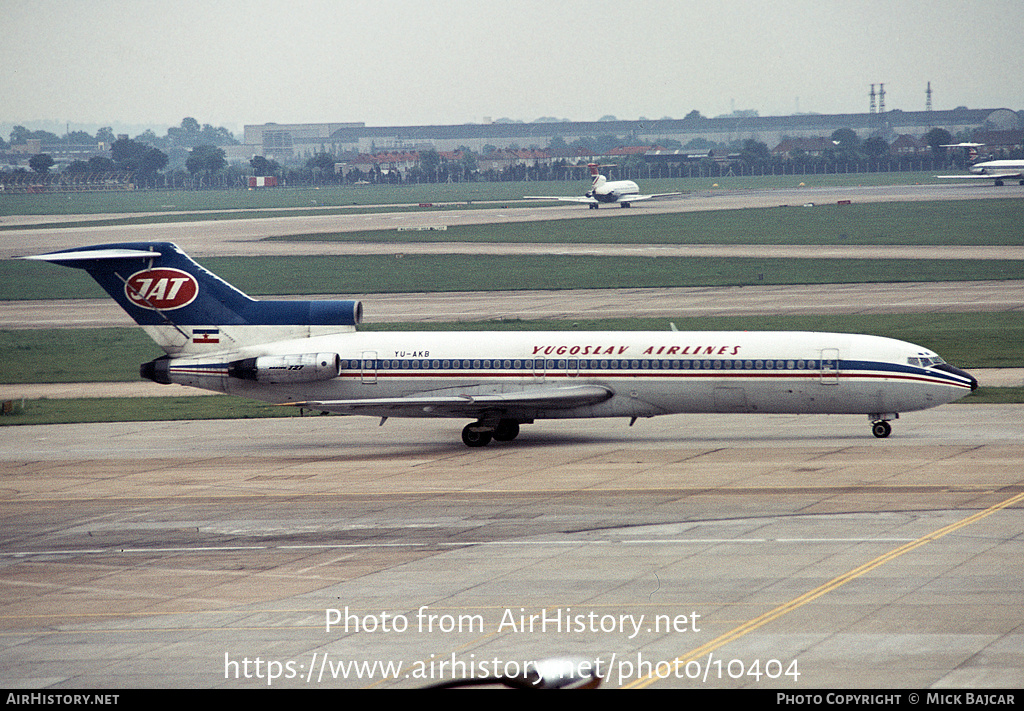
xmin=969 ymin=159 xmax=1024 ymax=175
xmin=164 ymin=330 xmax=975 ymax=421
xmin=593 ymin=179 xmax=641 ymax=202
xmin=29 ymin=240 xmax=975 ymax=445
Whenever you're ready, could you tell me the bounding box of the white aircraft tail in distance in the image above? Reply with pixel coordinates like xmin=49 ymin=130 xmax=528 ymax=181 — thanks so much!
xmin=936 ymin=143 xmax=1024 ymax=186
xmin=525 ymin=163 xmax=683 ymax=209
xmin=23 ymin=242 xmax=977 ymax=446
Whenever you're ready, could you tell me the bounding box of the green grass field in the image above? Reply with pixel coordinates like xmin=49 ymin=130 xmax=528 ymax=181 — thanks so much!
xmin=5 ymin=254 xmax=1022 ymax=301
xmin=0 ymin=395 xmax=307 ymax=425
xmin=283 ymin=199 xmax=1024 ymax=247
xmin=0 ymin=171 xmax=956 ymax=217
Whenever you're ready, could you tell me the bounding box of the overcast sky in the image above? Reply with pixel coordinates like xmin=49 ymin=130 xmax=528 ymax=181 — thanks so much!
xmin=4 ymin=0 xmax=1023 ymax=136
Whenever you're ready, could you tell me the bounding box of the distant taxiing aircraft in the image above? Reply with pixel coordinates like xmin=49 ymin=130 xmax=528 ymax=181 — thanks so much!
xmin=936 ymin=143 xmax=1024 ymax=186
xmin=24 ymin=242 xmax=977 ymax=446
xmin=525 ymin=163 xmax=683 ymax=208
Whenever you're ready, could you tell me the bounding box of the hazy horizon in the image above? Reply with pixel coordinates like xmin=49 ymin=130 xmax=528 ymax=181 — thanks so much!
xmin=4 ymin=0 xmax=1023 ymax=138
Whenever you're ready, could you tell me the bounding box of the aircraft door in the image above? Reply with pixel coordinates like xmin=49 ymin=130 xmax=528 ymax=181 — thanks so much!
xmin=820 ymin=348 xmax=840 ymax=385
xmin=361 ymin=351 xmax=378 ymax=385
xmin=533 ymin=357 xmax=546 ymax=383
xmin=566 ymin=358 xmax=579 ymax=378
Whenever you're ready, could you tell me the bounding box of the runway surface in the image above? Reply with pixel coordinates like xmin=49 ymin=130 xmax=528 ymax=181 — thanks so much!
xmin=1 ymin=409 xmax=1022 ymax=689
xmin=1 ymin=182 xmax=1019 ymax=259
xmin=2 ymin=183 xmax=1021 ymax=689
xmin=5 ymin=280 xmax=1024 ymax=331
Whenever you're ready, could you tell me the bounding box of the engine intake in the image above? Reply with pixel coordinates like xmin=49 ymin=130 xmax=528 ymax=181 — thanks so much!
xmin=228 ymin=353 xmax=341 ymax=383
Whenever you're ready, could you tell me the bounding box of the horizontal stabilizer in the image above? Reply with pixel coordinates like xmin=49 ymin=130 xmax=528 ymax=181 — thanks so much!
xmin=22 ymin=248 xmax=159 ymax=262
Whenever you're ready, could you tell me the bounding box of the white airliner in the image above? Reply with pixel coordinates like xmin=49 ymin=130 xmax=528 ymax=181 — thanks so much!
xmin=525 ymin=163 xmax=682 ymax=209
xmin=24 ymin=242 xmax=977 ymax=446
xmin=936 ymin=144 xmax=1024 ymax=186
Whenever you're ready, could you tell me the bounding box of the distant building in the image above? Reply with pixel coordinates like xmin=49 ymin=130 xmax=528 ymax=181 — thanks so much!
xmin=771 ymin=137 xmax=835 ymax=158
xmin=889 ymin=134 xmax=929 ymax=156
xmin=242 ymin=122 xmax=366 ymax=160
xmin=243 ymin=108 xmax=1017 ymax=163
xmin=606 ymin=145 xmax=663 ymax=157
xmin=8 ymin=139 xmax=43 ymax=155
xmin=4 ymin=137 xmax=111 ymax=168
xmin=477 ymin=149 xmax=554 ymax=172
xmin=339 ymin=149 xmax=471 ymax=178
xmin=974 ymin=130 xmax=1023 ymax=154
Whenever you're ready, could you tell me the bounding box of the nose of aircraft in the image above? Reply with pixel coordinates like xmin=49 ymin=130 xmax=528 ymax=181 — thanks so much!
xmin=935 ymin=363 xmax=978 ymax=391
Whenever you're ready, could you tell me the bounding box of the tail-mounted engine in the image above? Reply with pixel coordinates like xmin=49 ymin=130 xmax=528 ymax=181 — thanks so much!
xmin=228 ymin=353 xmax=341 ymax=384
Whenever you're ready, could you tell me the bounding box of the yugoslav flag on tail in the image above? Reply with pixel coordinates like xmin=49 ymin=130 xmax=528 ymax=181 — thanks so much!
xmin=22 ymin=242 xmax=362 ymax=355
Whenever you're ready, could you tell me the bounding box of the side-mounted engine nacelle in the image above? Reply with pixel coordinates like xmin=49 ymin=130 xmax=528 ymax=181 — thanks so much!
xmin=227 ymin=353 xmax=341 ymax=384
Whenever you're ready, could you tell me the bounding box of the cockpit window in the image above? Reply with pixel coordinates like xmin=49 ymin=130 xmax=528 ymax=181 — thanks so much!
xmin=910 ymin=356 xmax=947 ymax=367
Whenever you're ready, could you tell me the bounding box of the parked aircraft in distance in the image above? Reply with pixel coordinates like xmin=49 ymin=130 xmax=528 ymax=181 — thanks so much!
xmin=525 ymin=163 xmax=683 ymax=208
xmin=936 ymin=143 xmax=1024 ymax=186
xmin=24 ymin=242 xmax=977 ymax=446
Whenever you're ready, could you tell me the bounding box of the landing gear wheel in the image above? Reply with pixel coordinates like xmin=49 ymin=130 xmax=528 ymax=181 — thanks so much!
xmin=871 ymin=421 xmax=892 ymax=439
xmin=462 ymin=423 xmax=493 ymax=447
xmin=493 ymin=419 xmax=520 ymax=442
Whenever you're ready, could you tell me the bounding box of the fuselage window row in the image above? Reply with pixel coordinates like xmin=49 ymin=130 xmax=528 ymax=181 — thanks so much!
xmin=342 ymin=359 xmax=824 ymax=372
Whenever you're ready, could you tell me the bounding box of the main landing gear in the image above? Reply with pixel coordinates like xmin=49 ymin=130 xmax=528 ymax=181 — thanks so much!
xmin=870 ymin=413 xmax=898 ymax=438
xmin=461 ymin=419 xmax=521 ymax=447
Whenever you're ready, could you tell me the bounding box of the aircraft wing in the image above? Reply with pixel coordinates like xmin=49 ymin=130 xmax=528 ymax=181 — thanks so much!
xmin=286 ymin=384 xmax=613 ymax=417
xmin=624 ymin=191 xmax=684 ymax=201
xmin=936 ymin=172 xmax=1022 ymax=180
xmin=524 ymin=192 xmax=683 ymax=203
xmin=523 ymin=195 xmax=598 ymax=204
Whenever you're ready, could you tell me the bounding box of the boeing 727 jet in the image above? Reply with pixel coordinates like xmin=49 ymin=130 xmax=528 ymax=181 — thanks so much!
xmin=937 ymin=159 xmax=1024 ymax=186
xmin=525 ymin=163 xmax=682 ymax=208
xmin=24 ymin=242 xmax=977 ymax=446
xmin=936 ymin=143 xmax=1024 ymax=185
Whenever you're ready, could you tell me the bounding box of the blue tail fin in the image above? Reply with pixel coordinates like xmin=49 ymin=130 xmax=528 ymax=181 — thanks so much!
xmin=23 ymin=242 xmax=362 ymax=354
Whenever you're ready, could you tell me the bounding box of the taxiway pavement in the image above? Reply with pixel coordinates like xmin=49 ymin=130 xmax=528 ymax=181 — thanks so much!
xmin=1 ymin=409 xmax=1022 ymax=688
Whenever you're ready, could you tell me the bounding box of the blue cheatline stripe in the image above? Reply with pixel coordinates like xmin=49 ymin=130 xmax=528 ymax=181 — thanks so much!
xmin=169 ymin=358 xmax=971 ymax=389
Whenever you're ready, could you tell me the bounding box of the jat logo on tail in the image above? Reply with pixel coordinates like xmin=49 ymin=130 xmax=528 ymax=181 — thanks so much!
xmin=124 ymin=268 xmax=198 ymax=310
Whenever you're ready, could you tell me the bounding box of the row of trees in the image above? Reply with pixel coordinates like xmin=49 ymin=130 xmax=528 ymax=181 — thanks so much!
xmin=2 ymin=118 xmax=238 ymax=152
xmin=7 ymin=116 xmax=1013 ymax=190
xmin=19 ymin=140 xmax=226 ymax=183
xmin=3 ymin=118 xmax=237 ymax=187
